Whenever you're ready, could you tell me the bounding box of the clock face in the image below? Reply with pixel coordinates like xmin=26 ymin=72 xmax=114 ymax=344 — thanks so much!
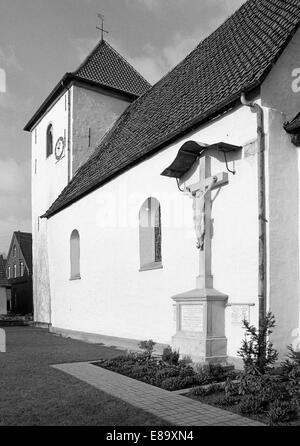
xmin=55 ymin=137 xmax=65 ymax=160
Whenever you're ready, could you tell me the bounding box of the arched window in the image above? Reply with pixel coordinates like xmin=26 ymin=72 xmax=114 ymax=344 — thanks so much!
xmin=70 ymin=230 xmax=80 ymax=280
xmin=13 ymin=245 xmax=16 ymax=257
xmin=46 ymin=124 xmax=53 ymax=158
xmin=139 ymin=197 xmax=162 ymax=270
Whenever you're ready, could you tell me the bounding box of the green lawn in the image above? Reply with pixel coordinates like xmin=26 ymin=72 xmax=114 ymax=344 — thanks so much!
xmin=0 ymin=327 xmax=169 ymax=426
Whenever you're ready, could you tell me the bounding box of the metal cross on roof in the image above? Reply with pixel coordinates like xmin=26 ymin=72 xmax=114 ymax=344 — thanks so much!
xmin=96 ymin=13 xmax=109 ymax=41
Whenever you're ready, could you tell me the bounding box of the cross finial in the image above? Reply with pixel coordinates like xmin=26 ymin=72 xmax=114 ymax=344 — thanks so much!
xmin=96 ymin=13 xmax=109 ymax=41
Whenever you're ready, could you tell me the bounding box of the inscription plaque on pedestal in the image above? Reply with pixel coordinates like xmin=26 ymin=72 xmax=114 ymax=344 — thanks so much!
xmin=181 ymin=304 xmax=204 ymax=332
xmin=231 ymin=305 xmax=250 ymax=326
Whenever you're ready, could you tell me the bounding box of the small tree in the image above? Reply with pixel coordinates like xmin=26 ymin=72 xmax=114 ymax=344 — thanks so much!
xmin=238 ymin=312 xmax=278 ymax=374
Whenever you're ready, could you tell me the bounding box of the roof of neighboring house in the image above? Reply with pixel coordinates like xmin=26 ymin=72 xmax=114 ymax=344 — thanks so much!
xmin=24 ymin=40 xmax=151 ymax=131
xmin=0 ymin=255 xmax=9 ymax=287
xmin=284 ymin=112 xmax=300 ymax=134
xmin=44 ymin=0 xmax=300 ymax=219
xmin=14 ymin=232 xmax=32 ymax=273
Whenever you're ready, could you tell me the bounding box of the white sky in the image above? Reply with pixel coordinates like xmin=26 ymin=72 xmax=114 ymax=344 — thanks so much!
xmin=0 ymin=0 xmax=246 ymax=254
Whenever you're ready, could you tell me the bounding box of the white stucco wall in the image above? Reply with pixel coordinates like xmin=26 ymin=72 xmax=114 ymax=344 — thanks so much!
xmin=32 ymin=92 xmax=70 ymax=324
xmin=72 ymin=86 xmax=131 ymax=175
xmin=47 ymin=104 xmax=259 ymax=357
xmin=261 ymin=27 xmax=300 ymax=357
xmin=0 ymin=288 xmax=7 ymax=315
xmin=265 ymin=109 xmax=299 ymax=357
xmin=261 ymin=27 xmax=300 ymax=122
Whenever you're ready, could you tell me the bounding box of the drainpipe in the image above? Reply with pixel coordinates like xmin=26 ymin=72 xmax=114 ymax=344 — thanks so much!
xmin=241 ymin=93 xmax=267 ymax=330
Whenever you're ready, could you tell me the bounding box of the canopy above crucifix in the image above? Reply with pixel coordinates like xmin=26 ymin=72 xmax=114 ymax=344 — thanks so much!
xmin=161 ymin=141 xmax=242 ymax=179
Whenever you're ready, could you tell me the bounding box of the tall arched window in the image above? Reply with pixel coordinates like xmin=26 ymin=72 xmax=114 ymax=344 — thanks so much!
xmin=139 ymin=197 xmax=162 ymax=271
xmin=46 ymin=124 xmax=53 ymax=158
xmin=70 ymin=230 xmax=80 ymax=280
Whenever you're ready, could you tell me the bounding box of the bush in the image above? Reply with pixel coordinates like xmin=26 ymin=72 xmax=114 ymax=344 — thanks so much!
xmin=215 ymin=395 xmax=240 ymax=407
xmin=179 ymin=355 xmax=193 ymax=366
xmin=138 ymin=340 xmax=156 ymax=358
xmin=267 ymin=400 xmax=297 ymax=425
xmin=281 ymin=345 xmax=300 ymax=376
xmin=191 ymin=383 xmax=222 ymax=397
xmin=238 ymin=312 xmax=278 ymax=374
xmin=224 ymin=377 xmax=239 ymax=397
xmin=162 ymin=346 xmax=180 ymax=365
xmin=239 ymin=395 xmax=265 ymax=415
xmin=160 ymin=375 xmax=197 ymax=391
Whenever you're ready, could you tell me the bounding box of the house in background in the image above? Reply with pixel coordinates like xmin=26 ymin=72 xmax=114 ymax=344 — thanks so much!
xmin=6 ymin=232 xmax=33 ymax=315
xmin=0 ymin=255 xmax=11 ymax=315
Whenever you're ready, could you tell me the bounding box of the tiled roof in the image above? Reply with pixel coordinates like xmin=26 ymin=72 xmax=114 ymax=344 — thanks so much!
xmin=24 ymin=40 xmax=150 ymax=132
xmin=15 ymin=232 xmax=32 ymax=273
xmin=284 ymin=112 xmax=300 ymax=133
xmin=74 ymin=40 xmax=151 ymax=97
xmin=45 ymin=0 xmax=300 ymax=218
xmin=0 ymin=255 xmax=9 ymax=287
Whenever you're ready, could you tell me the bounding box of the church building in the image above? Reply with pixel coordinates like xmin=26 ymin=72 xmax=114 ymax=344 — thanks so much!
xmin=25 ymin=0 xmax=300 ymax=363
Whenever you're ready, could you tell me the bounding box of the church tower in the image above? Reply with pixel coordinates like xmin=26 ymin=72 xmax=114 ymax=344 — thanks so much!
xmin=24 ymin=39 xmax=150 ymax=326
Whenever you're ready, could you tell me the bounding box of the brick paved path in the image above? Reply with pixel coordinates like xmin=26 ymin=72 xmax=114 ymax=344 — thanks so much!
xmin=52 ymin=362 xmax=264 ymax=426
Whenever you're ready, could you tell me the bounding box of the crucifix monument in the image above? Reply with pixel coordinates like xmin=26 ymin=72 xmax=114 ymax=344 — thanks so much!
xmin=171 ymin=155 xmax=229 ymax=363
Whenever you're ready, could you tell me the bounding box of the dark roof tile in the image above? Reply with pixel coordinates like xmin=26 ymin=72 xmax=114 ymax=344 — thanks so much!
xmin=74 ymin=40 xmax=151 ymax=97
xmin=14 ymin=232 xmax=32 ymax=272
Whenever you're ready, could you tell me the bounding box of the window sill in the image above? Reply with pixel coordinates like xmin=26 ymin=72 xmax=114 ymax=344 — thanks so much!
xmin=139 ymin=262 xmax=163 ymax=272
xmin=69 ymin=275 xmax=81 ymax=281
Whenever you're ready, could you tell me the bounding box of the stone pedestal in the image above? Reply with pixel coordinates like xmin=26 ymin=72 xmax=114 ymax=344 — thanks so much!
xmin=171 ymin=288 xmax=228 ymax=363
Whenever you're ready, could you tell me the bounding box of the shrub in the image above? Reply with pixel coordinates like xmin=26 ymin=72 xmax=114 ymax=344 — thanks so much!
xmin=162 ymin=346 xmax=180 ymax=365
xmin=281 ymin=345 xmax=300 ymax=376
xmin=180 ymin=355 xmax=193 ymax=366
xmin=267 ymin=400 xmax=297 ymax=425
xmin=215 ymin=395 xmax=240 ymax=407
xmin=239 ymin=395 xmax=265 ymax=415
xmin=238 ymin=312 xmax=278 ymax=374
xmin=224 ymin=377 xmax=239 ymax=397
xmin=138 ymin=340 xmax=156 ymax=358
xmin=160 ymin=375 xmax=197 ymax=391
xmin=190 ymin=383 xmax=221 ymax=397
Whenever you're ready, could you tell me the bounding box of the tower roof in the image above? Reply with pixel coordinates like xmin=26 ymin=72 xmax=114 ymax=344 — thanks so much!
xmin=74 ymin=40 xmax=151 ymax=97
xmin=24 ymin=40 xmax=151 ymax=132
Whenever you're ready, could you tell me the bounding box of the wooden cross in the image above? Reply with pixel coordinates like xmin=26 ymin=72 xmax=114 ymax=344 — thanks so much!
xmin=96 ymin=14 xmax=109 ymax=41
xmin=185 ymin=156 xmax=228 ymax=289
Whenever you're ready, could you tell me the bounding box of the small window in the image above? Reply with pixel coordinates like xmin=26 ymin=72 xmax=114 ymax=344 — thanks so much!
xmin=20 ymin=261 xmax=24 ymax=276
xmin=13 ymin=245 xmax=17 ymax=257
xmin=70 ymin=229 xmax=80 ymax=280
xmin=46 ymin=124 xmax=53 ymax=158
xmin=139 ymin=197 xmax=162 ymax=271
xmin=7 ymin=266 xmax=11 ymax=279
xmin=13 ymin=264 xmax=17 ymax=278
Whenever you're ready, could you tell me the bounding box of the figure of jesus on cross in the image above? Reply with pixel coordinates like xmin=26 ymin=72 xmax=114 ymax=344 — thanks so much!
xmin=185 ymin=155 xmax=228 ymax=290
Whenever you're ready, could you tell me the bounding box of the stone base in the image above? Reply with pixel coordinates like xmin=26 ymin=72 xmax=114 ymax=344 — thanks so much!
xmin=172 ymin=332 xmax=227 ymax=363
xmin=171 ymin=287 xmax=228 ymax=364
